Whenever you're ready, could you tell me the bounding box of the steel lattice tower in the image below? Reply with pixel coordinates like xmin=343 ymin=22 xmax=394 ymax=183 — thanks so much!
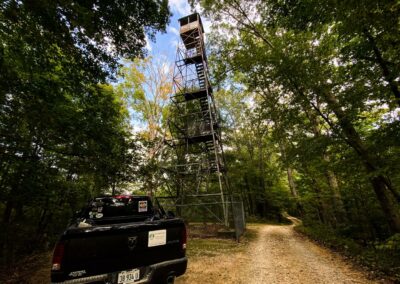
xmin=167 ymin=13 xmax=230 ymax=226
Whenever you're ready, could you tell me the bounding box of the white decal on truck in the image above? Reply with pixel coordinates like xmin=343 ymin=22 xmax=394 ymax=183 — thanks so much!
xmin=69 ymin=270 xmax=86 ymax=277
xmin=148 ymin=230 xmax=167 ymax=247
xmin=138 ymin=200 xmax=147 ymax=212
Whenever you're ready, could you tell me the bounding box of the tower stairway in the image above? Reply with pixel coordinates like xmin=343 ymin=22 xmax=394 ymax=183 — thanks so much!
xmin=167 ymin=12 xmax=230 ymax=226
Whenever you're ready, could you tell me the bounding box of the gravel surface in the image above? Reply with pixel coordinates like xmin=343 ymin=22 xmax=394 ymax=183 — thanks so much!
xmin=177 ymin=221 xmax=377 ymax=284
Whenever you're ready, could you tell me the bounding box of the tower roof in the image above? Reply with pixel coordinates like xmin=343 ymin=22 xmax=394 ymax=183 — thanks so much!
xmin=178 ymin=12 xmax=204 ymax=33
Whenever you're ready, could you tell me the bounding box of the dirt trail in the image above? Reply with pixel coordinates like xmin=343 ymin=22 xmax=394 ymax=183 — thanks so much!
xmin=177 ymin=221 xmax=377 ymax=284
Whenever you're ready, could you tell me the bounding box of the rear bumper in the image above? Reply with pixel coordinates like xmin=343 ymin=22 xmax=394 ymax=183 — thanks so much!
xmin=51 ymin=257 xmax=187 ymax=284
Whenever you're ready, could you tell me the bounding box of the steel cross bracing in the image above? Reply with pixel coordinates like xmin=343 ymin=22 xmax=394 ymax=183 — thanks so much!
xmin=166 ymin=13 xmax=231 ymax=226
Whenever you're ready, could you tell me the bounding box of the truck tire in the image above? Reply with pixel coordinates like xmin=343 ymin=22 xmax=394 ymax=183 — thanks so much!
xmin=166 ymin=274 xmax=175 ymax=284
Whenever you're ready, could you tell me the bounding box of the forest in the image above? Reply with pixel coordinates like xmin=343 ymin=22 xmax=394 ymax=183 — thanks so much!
xmin=1 ymin=0 xmax=400 ymax=281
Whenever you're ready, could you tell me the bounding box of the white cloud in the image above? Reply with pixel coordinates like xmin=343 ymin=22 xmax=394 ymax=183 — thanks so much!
xmin=145 ymin=35 xmax=152 ymax=52
xmin=131 ymin=123 xmax=146 ymax=134
xmin=162 ymin=63 xmax=171 ymax=74
xmin=191 ymin=3 xmax=211 ymax=33
xmin=103 ymin=36 xmax=116 ymax=55
xmin=169 ymin=39 xmax=179 ymax=49
xmin=167 ymin=26 xmax=180 ymax=36
xmin=169 ymin=0 xmax=191 ymax=16
xmin=201 ymin=17 xmax=211 ymax=34
xmin=167 ymin=1 xmax=212 ymax=35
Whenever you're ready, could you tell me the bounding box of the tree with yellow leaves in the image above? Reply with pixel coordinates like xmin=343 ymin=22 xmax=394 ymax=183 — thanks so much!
xmin=116 ymin=56 xmax=173 ymax=196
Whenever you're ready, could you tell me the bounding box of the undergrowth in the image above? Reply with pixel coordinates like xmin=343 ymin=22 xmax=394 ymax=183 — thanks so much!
xmin=296 ymin=224 xmax=400 ymax=281
xmin=246 ymin=215 xmax=292 ymax=225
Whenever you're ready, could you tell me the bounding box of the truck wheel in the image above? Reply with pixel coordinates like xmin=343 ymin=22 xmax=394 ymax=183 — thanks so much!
xmin=166 ymin=274 xmax=175 ymax=284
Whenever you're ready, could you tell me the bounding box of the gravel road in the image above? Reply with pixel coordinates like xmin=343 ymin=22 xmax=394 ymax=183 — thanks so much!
xmin=177 ymin=221 xmax=377 ymax=284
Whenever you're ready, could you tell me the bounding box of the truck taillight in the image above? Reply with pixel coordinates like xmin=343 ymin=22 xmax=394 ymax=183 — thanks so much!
xmin=52 ymin=242 xmax=65 ymax=271
xmin=182 ymin=225 xmax=187 ymax=250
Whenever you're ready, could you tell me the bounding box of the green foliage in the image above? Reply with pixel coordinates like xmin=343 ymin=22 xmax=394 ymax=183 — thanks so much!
xmin=194 ymin=0 xmax=400 ymax=232
xmin=377 ymin=234 xmax=400 ymax=251
xmin=0 ymin=0 xmax=170 ymax=266
xmin=191 ymin=0 xmax=400 ymax=278
xmin=297 ymin=224 xmax=400 ymax=280
xmin=0 ymin=84 xmax=137 ymax=263
xmin=215 ymin=88 xmax=295 ymax=220
xmin=296 ymin=225 xmax=363 ymax=254
xmin=0 ymin=0 xmax=170 ymax=81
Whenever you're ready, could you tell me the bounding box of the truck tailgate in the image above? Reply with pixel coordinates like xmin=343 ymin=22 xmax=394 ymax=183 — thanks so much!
xmin=58 ymin=220 xmax=185 ymax=281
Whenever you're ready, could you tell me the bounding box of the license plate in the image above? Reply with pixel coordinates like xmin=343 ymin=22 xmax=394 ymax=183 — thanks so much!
xmin=117 ymin=269 xmax=140 ymax=284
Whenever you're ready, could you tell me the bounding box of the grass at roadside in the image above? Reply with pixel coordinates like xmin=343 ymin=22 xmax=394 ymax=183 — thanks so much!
xmin=186 ymin=223 xmax=259 ymax=259
xmin=0 ymin=251 xmax=52 ymax=284
xmin=176 ymin=224 xmax=261 ymax=283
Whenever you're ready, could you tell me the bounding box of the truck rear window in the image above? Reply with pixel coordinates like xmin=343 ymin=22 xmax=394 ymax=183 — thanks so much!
xmin=84 ymin=196 xmax=153 ymax=219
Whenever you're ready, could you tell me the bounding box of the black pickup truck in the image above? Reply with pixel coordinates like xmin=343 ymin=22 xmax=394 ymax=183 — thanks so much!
xmin=51 ymin=195 xmax=187 ymax=284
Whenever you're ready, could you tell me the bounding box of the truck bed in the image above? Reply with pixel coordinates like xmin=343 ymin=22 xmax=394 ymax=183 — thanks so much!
xmin=51 ymin=196 xmax=187 ymax=284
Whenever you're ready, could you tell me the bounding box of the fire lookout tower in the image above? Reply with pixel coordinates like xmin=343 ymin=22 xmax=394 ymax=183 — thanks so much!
xmin=165 ymin=13 xmax=235 ymax=228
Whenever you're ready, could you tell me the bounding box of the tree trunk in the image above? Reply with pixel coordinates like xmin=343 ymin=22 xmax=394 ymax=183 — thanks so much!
xmin=307 ymin=108 xmax=347 ymax=223
xmin=303 ymin=165 xmax=334 ymax=226
xmin=244 ymin=175 xmax=254 ymax=214
xmin=287 ymin=167 xmax=304 ymax=216
xmin=2 ymin=200 xmax=13 ymax=225
xmin=323 ymin=91 xmax=400 ymax=232
xmin=370 ymin=176 xmax=400 ymax=232
xmin=278 ymin=141 xmax=304 ymax=215
xmin=0 ymin=161 xmax=10 ymax=191
xmin=1 ymin=201 xmax=13 ymax=265
xmin=112 ymin=182 xmax=116 ymax=196
xmin=287 ymin=167 xmax=298 ymax=197
xmin=241 ymin=181 xmax=251 ymax=215
xmin=364 ymin=29 xmax=400 ymax=108
xmin=323 ymin=155 xmax=347 ymax=223
xmin=309 ymin=173 xmax=335 ymax=227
